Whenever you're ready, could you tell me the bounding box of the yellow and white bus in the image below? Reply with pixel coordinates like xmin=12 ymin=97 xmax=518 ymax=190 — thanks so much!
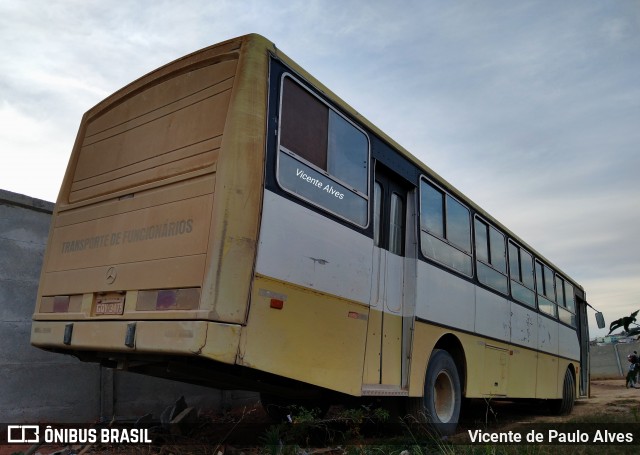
xmin=31 ymin=34 xmax=599 ymax=434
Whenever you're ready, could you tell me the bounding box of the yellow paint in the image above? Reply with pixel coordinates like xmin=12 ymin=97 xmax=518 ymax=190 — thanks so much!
xmin=536 ymin=354 xmax=559 ymax=398
xmin=409 ymin=322 xmax=443 ymax=396
xmin=201 ymin=322 xmax=242 ymax=364
xmin=506 ymin=348 xmax=538 ymax=397
xmin=410 ymin=320 xmax=576 ymax=400
xmin=30 ymin=320 xmax=239 ymax=364
xmin=201 ymin=35 xmax=270 ymax=323
xmin=362 ymin=309 xmax=403 ymax=387
xmin=240 ymin=275 xmax=368 ymax=396
xmin=381 ymin=312 xmax=402 ymax=386
xmin=483 ymin=345 xmax=509 ymax=395
xmin=363 ymin=308 xmax=382 ymax=383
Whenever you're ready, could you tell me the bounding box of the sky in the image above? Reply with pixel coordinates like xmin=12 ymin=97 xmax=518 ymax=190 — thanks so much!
xmin=1 ymin=0 xmax=638 ymax=337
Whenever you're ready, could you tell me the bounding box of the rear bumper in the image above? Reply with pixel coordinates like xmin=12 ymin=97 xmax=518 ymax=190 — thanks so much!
xmin=31 ymin=319 xmax=241 ymax=365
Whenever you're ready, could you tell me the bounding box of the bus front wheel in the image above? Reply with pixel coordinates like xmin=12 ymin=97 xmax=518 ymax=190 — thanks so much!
xmin=549 ymin=368 xmax=575 ymax=415
xmin=408 ymin=349 xmax=461 ymax=435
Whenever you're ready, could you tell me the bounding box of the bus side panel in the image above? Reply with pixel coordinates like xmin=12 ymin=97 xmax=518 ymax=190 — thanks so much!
xmin=475 ymin=287 xmax=510 ymax=342
xmin=254 ymin=191 xmax=373 ymax=304
xmin=415 ymin=261 xmax=475 ymax=333
xmin=241 ymin=276 xmax=368 ymax=395
xmin=413 ymin=260 xmax=577 ymax=400
xmin=240 ymin=190 xmax=371 ymax=395
xmin=558 ymin=324 xmax=580 ymax=362
xmin=408 ymin=324 xmax=480 ymax=396
xmin=536 ymin=354 xmax=559 ymax=398
xmin=508 ymin=302 xmax=539 ymax=396
xmin=536 ymin=315 xmax=560 ymax=398
xmin=409 ymin=323 xmax=542 ymax=398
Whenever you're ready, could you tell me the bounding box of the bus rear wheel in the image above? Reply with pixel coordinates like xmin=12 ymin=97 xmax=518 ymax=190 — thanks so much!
xmin=408 ymin=349 xmax=461 ymax=435
xmin=549 ymin=368 xmax=575 ymax=415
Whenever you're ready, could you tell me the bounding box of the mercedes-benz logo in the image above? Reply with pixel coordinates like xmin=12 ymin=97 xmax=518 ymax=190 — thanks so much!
xmin=106 ymin=266 xmax=117 ymax=285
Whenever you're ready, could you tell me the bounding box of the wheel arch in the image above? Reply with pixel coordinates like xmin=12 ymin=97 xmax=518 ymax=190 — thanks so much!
xmin=433 ymin=333 xmax=467 ymax=396
xmin=567 ymin=361 xmax=578 ymax=395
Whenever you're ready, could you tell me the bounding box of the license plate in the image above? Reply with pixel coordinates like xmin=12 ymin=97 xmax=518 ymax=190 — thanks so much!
xmin=95 ymin=295 xmax=125 ymax=315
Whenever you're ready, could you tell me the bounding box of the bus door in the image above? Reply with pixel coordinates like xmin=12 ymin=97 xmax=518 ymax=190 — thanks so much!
xmin=363 ymin=164 xmax=410 ymax=390
xmin=576 ymin=296 xmax=590 ymax=397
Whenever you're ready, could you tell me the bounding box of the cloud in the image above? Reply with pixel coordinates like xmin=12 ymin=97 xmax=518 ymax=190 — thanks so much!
xmin=0 ymin=101 xmax=69 ymax=199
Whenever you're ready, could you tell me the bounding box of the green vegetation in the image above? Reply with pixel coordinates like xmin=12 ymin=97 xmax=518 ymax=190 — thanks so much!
xmin=43 ymin=392 xmax=639 ymax=454
xmin=257 ymin=400 xmax=640 ymax=455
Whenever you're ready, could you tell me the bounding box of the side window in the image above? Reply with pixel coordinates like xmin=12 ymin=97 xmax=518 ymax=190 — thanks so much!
xmin=564 ymin=281 xmax=575 ymax=313
xmin=419 ymin=179 xmax=472 ymax=276
xmin=278 ymin=75 xmax=369 ymax=227
xmin=555 ymin=275 xmax=577 ymax=327
xmin=535 ymin=261 xmax=557 ymax=318
xmin=508 ymin=241 xmax=536 ymax=307
xmin=474 ymin=218 xmax=508 ymax=294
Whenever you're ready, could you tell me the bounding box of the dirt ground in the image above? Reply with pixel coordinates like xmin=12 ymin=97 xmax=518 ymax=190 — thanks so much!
xmin=563 ymin=379 xmax=640 ymax=419
xmin=446 ymin=378 xmax=640 ymax=439
xmin=460 ymin=378 xmax=640 ymax=426
xmin=3 ymin=379 xmax=639 ymax=454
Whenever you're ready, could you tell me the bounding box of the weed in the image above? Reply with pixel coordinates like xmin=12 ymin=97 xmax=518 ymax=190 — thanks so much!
xmin=259 ymin=404 xmax=393 ymax=449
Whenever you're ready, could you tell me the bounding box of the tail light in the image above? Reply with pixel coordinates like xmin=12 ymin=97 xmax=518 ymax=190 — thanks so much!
xmin=136 ymin=288 xmax=201 ymax=311
xmin=40 ymin=295 xmax=82 ymax=313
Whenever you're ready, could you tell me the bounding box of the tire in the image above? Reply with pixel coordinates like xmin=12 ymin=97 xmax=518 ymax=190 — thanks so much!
xmin=408 ymin=349 xmax=462 ymax=435
xmin=549 ymin=368 xmax=575 ymax=415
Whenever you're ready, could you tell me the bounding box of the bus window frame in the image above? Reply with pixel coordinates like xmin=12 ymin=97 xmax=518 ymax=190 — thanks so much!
xmin=555 ymin=273 xmax=577 ymax=327
xmin=473 ymin=214 xmax=509 ymax=296
xmin=507 ymin=239 xmax=537 ymax=308
xmin=534 ymin=259 xmax=558 ymax=319
xmin=275 ymin=72 xmax=371 ymax=229
xmin=418 ymin=176 xmax=473 ymax=277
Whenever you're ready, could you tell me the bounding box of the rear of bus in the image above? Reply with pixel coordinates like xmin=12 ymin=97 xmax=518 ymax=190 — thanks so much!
xmin=31 ymin=35 xmax=269 ymax=380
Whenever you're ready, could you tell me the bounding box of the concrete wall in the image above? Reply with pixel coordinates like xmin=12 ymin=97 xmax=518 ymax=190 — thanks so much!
xmin=0 ymin=189 xmax=256 ymax=423
xmin=590 ymin=341 xmax=640 ymax=379
xmin=0 ymin=190 xmax=97 ymax=422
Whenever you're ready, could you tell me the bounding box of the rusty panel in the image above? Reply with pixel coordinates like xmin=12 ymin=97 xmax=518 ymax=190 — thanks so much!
xmin=201 ymin=35 xmax=270 ymax=323
xmin=40 ymin=254 xmax=206 ymax=296
xmin=74 ymin=91 xmax=229 ymax=182
xmin=84 ymin=60 xmax=237 ymax=137
xmin=37 ymin=35 xmax=270 ymax=329
xmin=47 ymin=194 xmax=212 ymax=272
xmin=56 ymin=175 xmax=214 ymax=228
xmin=71 ymin=137 xmax=221 ymax=195
xmin=69 ymin=59 xmax=237 ymax=203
